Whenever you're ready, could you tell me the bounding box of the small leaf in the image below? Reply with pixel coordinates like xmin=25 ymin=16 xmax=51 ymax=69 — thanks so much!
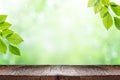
xmin=0 ymin=22 xmax=12 ymax=30
xmin=94 ymin=0 xmax=103 ymax=14
xmin=6 ymin=33 xmax=23 ymax=45
xmin=114 ymin=17 xmax=120 ymax=30
xmin=0 ymin=38 xmax=7 ymax=54
xmin=2 ymin=29 xmax=14 ymax=37
xmin=110 ymin=2 xmax=120 ymax=16
xmin=0 ymin=15 xmax=7 ymax=24
xmin=88 ymin=0 xmax=97 ymax=7
xmin=102 ymin=0 xmax=110 ymax=5
xmin=9 ymin=45 xmax=20 ymax=56
xmin=100 ymin=7 xmax=108 ymax=18
xmin=102 ymin=12 xmax=113 ymax=30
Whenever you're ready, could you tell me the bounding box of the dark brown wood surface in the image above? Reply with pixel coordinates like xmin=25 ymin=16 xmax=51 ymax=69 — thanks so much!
xmin=0 ymin=66 xmax=120 ymax=80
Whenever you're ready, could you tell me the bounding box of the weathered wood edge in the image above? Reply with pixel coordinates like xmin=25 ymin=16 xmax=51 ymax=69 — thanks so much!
xmin=0 ymin=75 xmax=120 ymax=80
xmin=0 ymin=65 xmax=120 ymax=80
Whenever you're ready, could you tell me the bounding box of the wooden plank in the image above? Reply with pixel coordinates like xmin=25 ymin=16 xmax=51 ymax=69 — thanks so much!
xmin=60 ymin=76 xmax=120 ymax=80
xmin=0 ymin=66 xmax=119 ymax=80
xmin=0 ymin=76 xmax=57 ymax=80
xmin=0 ymin=76 xmax=120 ymax=80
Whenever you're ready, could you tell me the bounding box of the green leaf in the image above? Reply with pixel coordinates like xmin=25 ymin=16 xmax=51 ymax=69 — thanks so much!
xmin=88 ymin=0 xmax=97 ymax=7
xmin=0 ymin=15 xmax=7 ymax=24
xmin=0 ymin=22 xmax=12 ymax=30
xmin=0 ymin=31 xmax=2 ymax=36
xmin=110 ymin=2 xmax=118 ymax=7
xmin=100 ymin=7 xmax=108 ymax=18
xmin=102 ymin=0 xmax=110 ymax=5
xmin=102 ymin=12 xmax=113 ymax=30
xmin=0 ymin=38 xmax=7 ymax=54
xmin=114 ymin=17 xmax=120 ymax=30
xmin=9 ymin=45 xmax=20 ymax=56
xmin=110 ymin=2 xmax=120 ymax=16
xmin=2 ymin=29 xmax=14 ymax=37
xmin=6 ymin=33 xmax=23 ymax=45
xmin=94 ymin=0 xmax=103 ymax=14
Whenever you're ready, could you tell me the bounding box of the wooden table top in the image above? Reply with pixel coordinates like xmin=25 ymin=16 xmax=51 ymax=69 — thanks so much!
xmin=0 ymin=65 xmax=119 ymax=80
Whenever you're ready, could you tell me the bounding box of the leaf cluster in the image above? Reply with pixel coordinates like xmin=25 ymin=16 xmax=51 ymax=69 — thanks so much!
xmin=0 ymin=15 xmax=23 ymax=56
xmin=88 ymin=0 xmax=120 ymax=30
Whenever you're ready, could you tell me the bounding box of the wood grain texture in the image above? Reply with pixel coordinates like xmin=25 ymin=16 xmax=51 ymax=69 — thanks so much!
xmin=0 ymin=66 xmax=119 ymax=80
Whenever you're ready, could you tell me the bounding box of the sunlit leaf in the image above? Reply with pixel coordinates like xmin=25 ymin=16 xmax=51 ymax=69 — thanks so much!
xmin=88 ymin=0 xmax=97 ymax=7
xmin=114 ymin=17 xmax=120 ymax=30
xmin=0 ymin=22 xmax=12 ymax=30
xmin=102 ymin=12 xmax=113 ymax=30
xmin=9 ymin=44 xmax=20 ymax=56
xmin=110 ymin=2 xmax=118 ymax=7
xmin=2 ymin=29 xmax=14 ymax=37
xmin=0 ymin=38 xmax=7 ymax=54
xmin=102 ymin=0 xmax=110 ymax=5
xmin=0 ymin=15 xmax=7 ymax=24
xmin=94 ymin=0 xmax=103 ymax=14
xmin=110 ymin=2 xmax=120 ymax=16
xmin=6 ymin=33 xmax=23 ymax=45
xmin=100 ymin=7 xmax=108 ymax=18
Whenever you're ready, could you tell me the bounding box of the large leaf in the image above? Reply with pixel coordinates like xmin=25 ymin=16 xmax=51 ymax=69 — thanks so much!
xmin=94 ymin=0 xmax=103 ymax=14
xmin=0 ymin=15 xmax=7 ymax=24
xmin=0 ymin=22 xmax=11 ymax=30
xmin=6 ymin=33 xmax=23 ymax=45
xmin=0 ymin=38 xmax=7 ymax=54
xmin=9 ymin=45 xmax=20 ymax=56
xmin=114 ymin=17 xmax=120 ymax=30
xmin=2 ymin=29 xmax=14 ymax=37
xmin=102 ymin=12 xmax=113 ymax=30
xmin=110 ymin=2 xmax=120 ymax=16
xmin=88 ymin=0 xmax=97 ymax=7
xmin=100 ymin=7 xmax=108 ymax=18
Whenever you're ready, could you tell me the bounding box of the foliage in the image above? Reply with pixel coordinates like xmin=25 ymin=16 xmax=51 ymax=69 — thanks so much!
xmin=0 ymin=15 xmax=23 ymax=56
xmin=88 ymin=0 xmax=120 ymax=30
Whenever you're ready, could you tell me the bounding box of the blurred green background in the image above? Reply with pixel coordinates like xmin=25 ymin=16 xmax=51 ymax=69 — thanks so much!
xmin=0 ymin=0 xmax=120 ymax=65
